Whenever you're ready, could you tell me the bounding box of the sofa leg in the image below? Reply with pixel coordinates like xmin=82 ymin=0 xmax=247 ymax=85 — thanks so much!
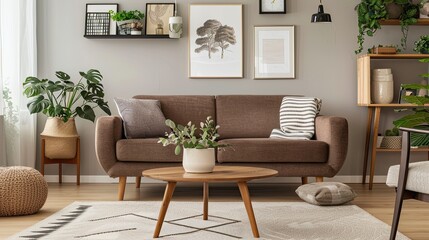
xmin=316 ymin=177 xmax=324 ymax=182
xmin=301 ymin=177 xmax=308 ymax=184
xmin=118 ymin=176 xmax=127 ymax=201
xmin=136 ymin=176 xmax=141 ymax=188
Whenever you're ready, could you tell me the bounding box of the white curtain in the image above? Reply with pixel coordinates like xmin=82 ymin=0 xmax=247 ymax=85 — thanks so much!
xmin=0 ymin=0 xmax=37 ymax=167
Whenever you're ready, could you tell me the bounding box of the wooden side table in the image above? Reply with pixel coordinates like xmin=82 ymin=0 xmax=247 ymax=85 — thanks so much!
xmin=41 ymin=137 xmax=80 ymax=185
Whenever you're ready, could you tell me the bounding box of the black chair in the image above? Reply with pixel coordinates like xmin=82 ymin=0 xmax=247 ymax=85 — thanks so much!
xmin=386 ymin=127 xmax=429 ymax=240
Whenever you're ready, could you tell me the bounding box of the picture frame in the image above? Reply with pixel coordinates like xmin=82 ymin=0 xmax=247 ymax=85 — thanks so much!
xmin=85 ymin=3 xmax=118 ymax=35
xmin=189 ymin=4 xmax=243 ymax=79
xmin=145 ymin=3 xmax=175 ymax=36
xmin=254 ymin=26 xmax=295 ymax=79
xmin=398 ymin=86 xmax=418 ymax=104
xmin=259 ymin=0 xmax=286 ymax=14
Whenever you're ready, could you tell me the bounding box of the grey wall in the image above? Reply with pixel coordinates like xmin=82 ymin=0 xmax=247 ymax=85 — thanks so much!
xmin=37 ymin=0 xmax=429 ymax=178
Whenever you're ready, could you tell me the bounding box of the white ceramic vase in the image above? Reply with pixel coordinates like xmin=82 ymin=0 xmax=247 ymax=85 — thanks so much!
xmin=372 ymin=68 xmax=394 ymax=104
xmin=182 ymin=148 xmax=215 ymax=173
xmin=168 ymin=16 xmax=183 ymax=38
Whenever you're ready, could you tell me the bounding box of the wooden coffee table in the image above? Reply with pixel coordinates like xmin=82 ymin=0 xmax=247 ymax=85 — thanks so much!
xmin=142 ymin=166 xmax=278 ymax=238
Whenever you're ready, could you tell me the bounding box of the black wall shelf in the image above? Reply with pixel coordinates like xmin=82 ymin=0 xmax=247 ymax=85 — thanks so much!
xmin=83 ymin=35 xmax=171 ymax=39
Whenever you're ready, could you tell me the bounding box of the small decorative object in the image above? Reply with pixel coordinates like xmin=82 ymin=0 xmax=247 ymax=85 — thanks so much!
xmin=189 ymin=4 xmax=243 ymax=78
xmin=145 ymin=3 xmax=175 ymax=36
xmin=398 ymin=84 xmax=417 ymax=104
xmin=168 ymin=0 xmax=182 ymax=39
xmin=414 ymin=35 xmax=429 ymax=54
xmin=85 ymin=3 xmax=118 ymax=35
xmin=380 ymin=128 xmax=402 ymax=149
xmin=421 ymin=2 xmax=429 ymax=18
xmin=0 ymin=166 xmax=48 ymax=216
xmin=254 ymin=26 xmax=295 ymax=79
xmin=370 ymin=45 xmax=398 ymax=54
xmin=371 ymin=68 xmax=394 ymax=104
xmin=377 ymin=134 xmax=384 ymax=148
xmin=259 ymin=0 xmax=286 ymax=14
xmin=311 ymin=0 xmax=332 ymax=23
xmin=386 ymin=2 xmax=403 ymax=19
xmin=158 ymin=116 xmax=228 ymax=173
xmin=109 ymin=10 xmax=145 ymax=35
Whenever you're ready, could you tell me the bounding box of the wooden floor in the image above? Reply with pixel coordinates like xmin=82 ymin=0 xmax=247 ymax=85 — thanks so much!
xmin=1 ymin=183 xmax=428 ymax=239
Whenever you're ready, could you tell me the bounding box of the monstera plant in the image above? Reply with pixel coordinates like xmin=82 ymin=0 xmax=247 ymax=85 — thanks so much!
xmin=393 ymin=58 xmax=429 ymax=146
xmin=23 ymin=69 xmax=111 ymax=122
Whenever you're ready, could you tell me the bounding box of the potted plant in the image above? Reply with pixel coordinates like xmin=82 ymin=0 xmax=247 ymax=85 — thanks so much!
xmin=109 ymin=10 xmax=145 ymax=35
xmin=23 ymin=69 xmax=111 ymax=159
xmin=380 ymin=127 xmax=402 ymax=148
xmin=393 ymin=58 xmax=429 ymax=146
xmin=355 ymin=0 xmax=388 ymax=54
xmin=414 ymin=35 xmax=429 ymax=53
xmin=370 ymin=44 xmax=400 ymax=54
xmin=158 ymin=116 xmax=228 ymax=173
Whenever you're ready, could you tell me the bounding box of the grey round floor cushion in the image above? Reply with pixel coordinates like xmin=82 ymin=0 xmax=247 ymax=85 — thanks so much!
xmin=295 ymin=182 xmax=357 ymax=206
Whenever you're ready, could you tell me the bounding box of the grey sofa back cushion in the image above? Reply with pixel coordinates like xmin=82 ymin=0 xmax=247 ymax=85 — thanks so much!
xmin=114 ymin=98 xmax=170 ymax=139
xmin=133 ymin=95 xmax=216 ymax=128
xmin=216 ymin=95 xmax=286 ymax=139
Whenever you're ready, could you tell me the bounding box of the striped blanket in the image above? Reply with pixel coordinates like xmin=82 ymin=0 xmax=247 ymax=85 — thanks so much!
xmin=270 ymin=97 xmax=322 ymax=140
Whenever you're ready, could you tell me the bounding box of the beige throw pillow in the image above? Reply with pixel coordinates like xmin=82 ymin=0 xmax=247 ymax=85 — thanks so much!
xmin=295 ymin=182 xmax=357 ymax=206
xmin=114 ymin=98 xmax=170 ymax=139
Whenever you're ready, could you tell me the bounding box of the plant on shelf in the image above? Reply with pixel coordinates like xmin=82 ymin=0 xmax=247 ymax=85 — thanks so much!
xmin=414 ymin=35 xmax=429 ymax=54
xmin=23 ymin=69 xmax=111 ymax=123
xmin=109 ymin=10 xmax=145 ymax=35
xmin=385 ymin=127 xmax=400 ymax=136
xmin=398 ymin=2 xmax=419 ymax=50
xmin=158 ymin=116 xmax=227 ymax=155
xmin=355 ymin=0 xmax=388 ymax=54
xmin=393 ymin=58 xmax=429 ymax=146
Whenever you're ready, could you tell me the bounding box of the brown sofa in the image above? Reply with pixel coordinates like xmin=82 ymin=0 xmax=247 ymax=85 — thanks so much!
xmin=95 ymin=95 xmax=348 ymax=200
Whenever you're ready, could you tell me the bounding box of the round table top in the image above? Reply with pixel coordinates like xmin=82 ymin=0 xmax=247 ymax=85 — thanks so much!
xmin=142 ymin=166 xmax=278 ymax=183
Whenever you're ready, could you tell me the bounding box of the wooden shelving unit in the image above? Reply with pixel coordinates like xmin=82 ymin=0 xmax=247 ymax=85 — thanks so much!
xmin=83 ymin=35 xmax=171 ymax=39
xmin=380 ymin=19 xmax=429 ymax=25
xmin=358 ymin=54 xmax=429 ymax=190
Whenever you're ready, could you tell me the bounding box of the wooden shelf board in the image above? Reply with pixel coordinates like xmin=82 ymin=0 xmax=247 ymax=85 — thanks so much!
xmin=380 ymin=19 xmax=429 ymax=25
xmin=358 ymin=54 xmax=429 ymax=59
xmin=83 ymin=35 xmax=171 ymax=39
xmin=376 ymin=147 xmax=429 ymax=152
xmin=358 ymin=103 xmax=429 ymax=107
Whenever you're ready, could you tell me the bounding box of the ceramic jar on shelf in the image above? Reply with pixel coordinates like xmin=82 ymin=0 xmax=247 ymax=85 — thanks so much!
xmin=372 ymin=68 xmax=394 ymax=104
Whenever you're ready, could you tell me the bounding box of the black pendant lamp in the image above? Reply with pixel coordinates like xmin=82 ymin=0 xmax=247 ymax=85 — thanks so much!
xmin=311 ymin=0 xmax=332 ymax=23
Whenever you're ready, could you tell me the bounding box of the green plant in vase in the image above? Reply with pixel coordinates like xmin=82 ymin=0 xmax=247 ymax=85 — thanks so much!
xmin=414 ymin=35 xmax=429 ymax=54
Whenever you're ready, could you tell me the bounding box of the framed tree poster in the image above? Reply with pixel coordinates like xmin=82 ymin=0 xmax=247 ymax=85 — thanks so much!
xmin=189 ymin=4 xmax=243 ymax=78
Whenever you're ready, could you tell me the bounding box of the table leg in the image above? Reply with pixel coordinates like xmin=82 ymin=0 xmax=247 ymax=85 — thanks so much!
xmin=369 ymin=107 xmax=381 ymax=190
xmin=237 ymin=181 xmax=259 ymax=238
xmin=362 ymin=107 xmax=374 ymax=184
xmin=203 ymin=182 xmax=209 ymax=220
xmin=153 ymin=181 xmax=176 ymax=238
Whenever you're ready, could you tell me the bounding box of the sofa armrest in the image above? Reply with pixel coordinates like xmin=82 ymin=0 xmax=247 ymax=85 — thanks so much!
xmin=95 ymin=116 xmax=123 ymax=176
xmin=314 ymin=116 xmax=349 ymax=175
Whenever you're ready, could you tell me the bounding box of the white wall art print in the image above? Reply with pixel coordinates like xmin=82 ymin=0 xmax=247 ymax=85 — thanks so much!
xmin=254 ymin=26 xmax=295 ymax=79
xmin=189 ymin=4 xmax=243 ymax=78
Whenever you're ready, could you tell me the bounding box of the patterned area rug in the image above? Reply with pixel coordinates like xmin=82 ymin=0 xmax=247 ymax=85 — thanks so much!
xmin=9 ymin=201 xmax=409 ymax=240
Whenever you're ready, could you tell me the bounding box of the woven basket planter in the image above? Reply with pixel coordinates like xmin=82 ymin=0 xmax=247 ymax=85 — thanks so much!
xmin=41 ymin=117 xmax=79 ymax=159
xmin=380 ymin=136 xmax=402 ymax=149
xmin=0 ymin=166 xmax=48 ymax=216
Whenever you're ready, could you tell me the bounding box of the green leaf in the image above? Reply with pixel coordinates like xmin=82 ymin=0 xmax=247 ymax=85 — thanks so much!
xmin=165 ymin=119 xmax=176 ymax=129
xmin=394 ymin=111 xmax=429 ymax=128
xmin=55 ymin=71 xmax=70 ymax=80
xmin=174 ymin=145 xmax=181 ymax=155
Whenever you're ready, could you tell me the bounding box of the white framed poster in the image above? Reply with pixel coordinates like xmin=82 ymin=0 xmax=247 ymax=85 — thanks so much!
xmin=189 ymin=4 xmax=243 ymax=79
xmin=254 ymin=26 xmax=295 ymax=79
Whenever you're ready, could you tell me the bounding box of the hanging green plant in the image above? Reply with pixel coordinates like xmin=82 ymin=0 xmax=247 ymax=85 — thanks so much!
xmin=355 ymin=0 xmax=388 ymax=54
xmin=398 ymin=2 xmax=419 ymax=50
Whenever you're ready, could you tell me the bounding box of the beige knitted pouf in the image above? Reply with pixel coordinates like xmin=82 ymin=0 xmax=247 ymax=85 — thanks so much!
xmin=0 ymin=166 xmax=48 ymax=216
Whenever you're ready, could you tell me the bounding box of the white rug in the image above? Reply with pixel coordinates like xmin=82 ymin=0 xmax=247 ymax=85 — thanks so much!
xmin=9 ymin=201 xmax=409 ymax=240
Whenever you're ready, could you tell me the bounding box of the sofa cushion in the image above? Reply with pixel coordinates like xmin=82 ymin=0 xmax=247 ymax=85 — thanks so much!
xmin=114 ymin=98 xmax=170 ymax=139
xmin=116 ymin=138 xmax=182 ymax=162
xmin=133 ymin=95 xmax=216 ymax=129
xmin=216 ymin=95 xmax=288 ymax=139
xmin=217 ymin=138 xmax=329 ymax=163
xmin=296 ymin=182 xmax=357 ymax=206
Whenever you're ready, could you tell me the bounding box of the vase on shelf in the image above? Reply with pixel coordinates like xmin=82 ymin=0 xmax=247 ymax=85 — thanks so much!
xmin=371 ymin=68 xmax=394 ymax=104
